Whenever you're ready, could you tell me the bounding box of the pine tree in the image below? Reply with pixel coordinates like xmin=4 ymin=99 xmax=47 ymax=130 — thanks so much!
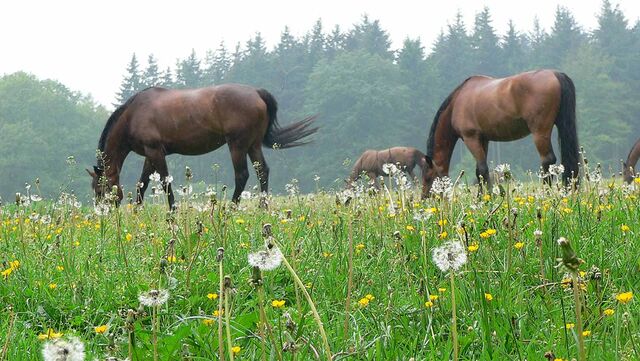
xmin=142 ymin=54 xmax=161 ymax=88
xmin=175 ymin=49 xmax=203 ymax=88
xmin=593 ymin=0 xmax=638 ymax=82
xmin=160 ymin=66 xmax=174 ymax=88
xmin=501 ymin=20 xmax=529 ymax=75
xmin=326 ymin=25 xmax=345 ymax=59
xmin=308 ymin=19 xmax=325 ymax=64
xmin=115 ymin=53 xmax=143 ymax=105
xmin=429 ymin=12 xmax=473 ymax=92
xmin=203 ymin=42 xmax=231 ymax=85
xmin=541 ymin=6 xmax=585 ymax=68
xmin=345 ymin=15 xmax=393 ymax=59
xmin=471 ymin=7 xmax=502 ymax=76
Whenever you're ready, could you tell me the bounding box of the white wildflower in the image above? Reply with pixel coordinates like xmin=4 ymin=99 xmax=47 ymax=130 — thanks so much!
xmin=495 ymin=163 xmax=511 ymax=174
xmin=240 ymin=191 xmax=252 ymax=200
xmin=430 ymin=176 xmax=453 ymax=198
xmin=149 ymin=172 xmax=161 ymax=182
xmin=382 ymin=163 xmax=399 ymax=176
xmin=40 ymin=215 xmax=52 ymax=225
xmin=42 ymin=336 xmax=85 ymax=361
xmin=164 ymin=175 xmax=173 ymax=184
xmin=549 ymin=164 xmax=565 ymax=177
xmin=93 ymin=203 xmax=110 ymax=216
xmin=176 ymin=185 xmax=192 ymax=197
xmin=138 ymin=289 xmax=170 ymax=307
xmin=248 ymin=245 xmax=283 ymax=271
xmin=432 ymin=240 xmax=468 ymax=273
xmin=534 ymin=229 xmax=543 ymax=238
xmin=413 ymin=209 xmax=432 ymax=222
xmin=30 ymin=195 xmax=43 ymax=202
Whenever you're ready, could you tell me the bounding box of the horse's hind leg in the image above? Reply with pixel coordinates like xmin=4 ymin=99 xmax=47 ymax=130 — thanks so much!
xmin=248 ymin=144 xmax=269 ymax=208
xmin=532 ymin=133 xmax=557 ymax=185
xmin=228 ymin=142 xmax=250 ymax=204
xmin=136 ymin=157 xmax=155 ymax=204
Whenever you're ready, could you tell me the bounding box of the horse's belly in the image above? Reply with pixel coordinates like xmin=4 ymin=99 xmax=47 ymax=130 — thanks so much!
xmin=482 ymin=118 xmax=530 ymax=141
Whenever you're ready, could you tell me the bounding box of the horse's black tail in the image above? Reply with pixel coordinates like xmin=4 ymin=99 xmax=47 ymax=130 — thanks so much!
xmin=553 ymin=71 xmax=580 ymax=185
xmin=257 ymin=88 xmax=318 ymax=149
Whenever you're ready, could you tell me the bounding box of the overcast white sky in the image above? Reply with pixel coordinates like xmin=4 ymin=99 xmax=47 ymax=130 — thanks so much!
xmin=1 ymin=0 xmax=638 ymax=108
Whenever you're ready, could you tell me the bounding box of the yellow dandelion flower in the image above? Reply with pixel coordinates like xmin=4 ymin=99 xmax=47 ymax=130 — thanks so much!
xmin=358 ymin=297 xmax=370 ymax=308
xmin=514 ymin=242 xmax=524 ymax=250
xmin=365 ymin=294 xmax=375 ymax=301
xmin=437 ymin=219 xmax=448 ymax=226
xmin=1 ymin=268 xmax=12 ymax=279
xmin=484 ymin=293 xmax=493 ymax=301
xmin=231 ymin=346 xmax=241 ymax=355
xmin=56 ymin=266 xmax=64 ymax=272
xmin=235 ymin=218 xmax=245 ymax=225
xmin=419 ymin=230 xmax=427 ymax=236
xmin=468 ymin=243 xmax=479 ymax=252
xmin=480 ymin=232 xmax=489 ymax=238
xmin=439 ymin=231 xmax=448 ymax=239
xmin=167 ymin=255 xmax=177 ymax=263
xmin=424 ymin=301 xmax=434 ymax=308
xmin=634 ymin=177 xmax=640 ymax=184
xmin=239 ymin=242 xmax=249 ymax=249
xmin=38 ymin=329 xmax=63 ymax=340
xmin=604 ymin=308 xmax=615 ymax=316
xmin=213 ymin=309 xmax=224 ymax=317
xmin=482 ymin=194 xmax=491 ymax=201
xmin=203 ymin=318 xmax=214 ymax=326
xmin=48 ymin=283 xmax=57 ymax=290
xmin=438 ymin=288 xmax=447 ymax=293
xmin=486 ymin=229 xmax=496 ymax=236
xmin=429 ymin=294 xmax=439 ymax=301
xmin=207 ymin=293 xmax=218 ymax=300
xmin=406 ymin=225 xmax=415 ymax=232
xmin=562 ymin=207 xmax=573 ymax=214
xmin=616 ymin=291 xmax=633 ymax=304
xmin=94 ymin=325 xmax=108 ymax=334
xmin=582 ymin=330 xmax=591 ymax=337
xmin=323 ymin=252 xmax=333 ymax=258
xmin=9 ymin=260 xmax=20 ymax=269
xmin=565 ymin=323 xmax=575 ymax=329
xmin=621 ymin=224 xmax=631 ymax=232
xmin=271 ymin=299 xmax=286 ymax=308
xmin=125 ymin=233 xmax=133 ymax=241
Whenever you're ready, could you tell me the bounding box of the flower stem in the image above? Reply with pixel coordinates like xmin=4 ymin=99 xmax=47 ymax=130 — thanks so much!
xmin=224 ymin=277 xmax=234 ymax=361
xmin=277 ymin=241 xmax=332 ymax=360
xmin=571 ymin=272 xmax=585 ymax=361
xmin=218 ymin=259 xmax=224 ymax=361
xmin=450 ymin=271 xmax=458 ymax=361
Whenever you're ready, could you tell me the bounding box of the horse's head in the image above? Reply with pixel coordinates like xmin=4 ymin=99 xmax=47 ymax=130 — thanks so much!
xmin=86 ymin=165 xmax=123 ymax=204
xmin=420 ymin=155 xmax=436 ymax=199
xmin=623 ymin=163 xmax=635 ymax=184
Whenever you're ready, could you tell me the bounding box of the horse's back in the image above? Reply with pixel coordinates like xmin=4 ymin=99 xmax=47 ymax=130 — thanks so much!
xmin=453 ymin=70 xmax=561 ymax=140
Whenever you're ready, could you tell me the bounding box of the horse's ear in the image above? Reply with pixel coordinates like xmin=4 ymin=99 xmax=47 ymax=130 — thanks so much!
xmin=424 ymin=155 xmax=433 ymax=168
xmin=86 ymin=168 xmax=96 ymax=178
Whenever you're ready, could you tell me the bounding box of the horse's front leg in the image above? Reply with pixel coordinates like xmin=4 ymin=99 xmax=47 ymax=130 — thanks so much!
xmin=464 ymin=137 xmax=490 ymax=195
xmin=136 ymin=157 xmax=155 ymax=204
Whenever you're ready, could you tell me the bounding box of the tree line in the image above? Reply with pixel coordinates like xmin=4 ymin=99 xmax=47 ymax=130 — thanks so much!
xmin=1 ymin=1 xmax=639 ymax=200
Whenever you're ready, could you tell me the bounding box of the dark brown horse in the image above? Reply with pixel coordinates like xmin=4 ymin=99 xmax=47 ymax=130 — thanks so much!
xmin=348 ymin=147 xmax=426 ymax=186
xmin=421 ymin=69 xmax=580 ymax=198
xmin=623 ymin=137 xmax=640 ymax=183
xmin=87 ymin=84 xmax=317 ymax=208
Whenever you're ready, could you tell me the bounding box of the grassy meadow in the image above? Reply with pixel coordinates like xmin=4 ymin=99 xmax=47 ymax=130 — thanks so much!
xmin=0 ymin=169 xmax=639 ymax=360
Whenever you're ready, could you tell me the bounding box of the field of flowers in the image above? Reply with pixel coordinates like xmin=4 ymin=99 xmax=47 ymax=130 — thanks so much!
xmin=0 ymin=167 xmax=638 ymax=360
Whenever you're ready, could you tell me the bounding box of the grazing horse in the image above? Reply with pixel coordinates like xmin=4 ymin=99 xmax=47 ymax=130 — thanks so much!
xmin=348 ymin=147 xmax=426 ymax=186
xmin=421 ymin=69 xmax=580 ymax=198
xmin=87 ymin=84 xmax=317 ymax=208
xmin=623 ymin=137 xmax=640 ymax=183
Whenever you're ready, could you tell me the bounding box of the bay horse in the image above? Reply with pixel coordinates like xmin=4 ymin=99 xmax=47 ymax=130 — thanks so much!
xmin=623 ymin=137 xmax=640 ymax=183
xmin=87 ymin=84 xmax=317 ymax=208
xmin=421 ymin=69 xmax=580 ymax=198
xmin=348 ymin=147 xmax=426 ymax=187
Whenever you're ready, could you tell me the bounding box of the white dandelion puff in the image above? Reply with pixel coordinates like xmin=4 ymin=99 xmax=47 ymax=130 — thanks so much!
xmin=430 ymin=176 xmax=453 ymax=198
xmin=382 ymin=163 xmax=399 ymax=176
xmin=42 ymin=336 xmax=85 ymax=361
xmin=164 ymin=175 xmax=173 ymax=184
xmin=149 ymin=172 xmax=161 ymax=182
xmin=549 ymin=164 xmax=565 ymax=177
xmin=93 ymin=203 xmax=110 ymax=216
xmin=248 ymin=245 xmax=283 ymax=271
xmin=240 ymin=191 xmax=252 ymax=200
xmin=432 ymin=240 xmax=468 ymax=273
xmin=138 ymin=289 xmax=170 ymax=307
xmin=534 ymin=229 xmax=543 ymax=238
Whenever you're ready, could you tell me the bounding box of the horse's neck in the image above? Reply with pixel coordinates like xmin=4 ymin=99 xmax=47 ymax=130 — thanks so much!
xmin=626 ymin=139 xmax=640 ymax=168
xmin=102 ymin=135 xmax=130 ymax=182
xmin=432 ymin=114 xmax=458 ymax=176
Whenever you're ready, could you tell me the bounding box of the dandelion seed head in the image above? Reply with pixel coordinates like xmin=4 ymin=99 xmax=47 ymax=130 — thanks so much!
xmin=549 ymin=164 xmax=565 ymax=177
xmin=138 ymin=289 xmax=170 ymax=307
xmin=248 ymin=246 xmax=283 ymax=271
xmin=42 ymin=336 xmax=85 ymax=361
xmin=149 ymin=172 xmax=161 ymax=182
xmin=432 ymin=240 xmax=467 ymax=273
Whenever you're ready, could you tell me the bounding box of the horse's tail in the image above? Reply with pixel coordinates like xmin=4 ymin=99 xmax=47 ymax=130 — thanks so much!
xmin=257 ymin=88 xmax=318 ymax=149
xmin=553 ymin=71 xmax=580 ymax=184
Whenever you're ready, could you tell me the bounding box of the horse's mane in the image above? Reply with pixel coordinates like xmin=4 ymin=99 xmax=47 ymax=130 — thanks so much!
xmin=426 ymin=78 xmax=472 ymax=157
xmin=98 ymin=87 xmax=161 ymax=153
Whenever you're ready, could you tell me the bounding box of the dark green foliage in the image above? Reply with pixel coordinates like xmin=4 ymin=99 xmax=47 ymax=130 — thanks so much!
xmin=2 ymin=4 xmax=640 ymax=198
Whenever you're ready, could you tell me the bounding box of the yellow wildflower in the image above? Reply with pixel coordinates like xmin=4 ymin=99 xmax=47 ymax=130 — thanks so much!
xmin=365 ymin=294 xmax=375 ymax=301
xmin=38 ymin=329 xmax=63 ymax=340
xmin=56 ymin=266 xmax=64 ymax=272
xmin=358 ymin=297 xmax=370 ymax=308
xmin=406 ymin=225 xmax=415 ymax=232
xmin=604 ymin=308 xmax=615 ymax=316
xmin=231 ymin=346 xmax=241 ymax=355
xmin=94 ymin=325 xmax=108 ymax=334
xmin=486 ymin=229 xmax=496 ymax=236
xmin=438 ymin=288 xmax=446 ymax=293
xmin=125 ymin=233 xmax=133 ymax=241
xmin=484 ymin=293 xmax=493 ymax=301
xmin=207 ymin=293 xmax=218 ymax=300
xmin=271 ymin=299 xmax=286 ymax=308
xmin=213 ymin=309 xmax=224 ymax=317
xmin=480 ymin=232 xmax=489 ymax=238
xmin=167 ymin=255 xmax=177 ymax=263
xmin=203 ymin=319 xmax=214 ymax=326
xmin=437 ymin=219 xmax=448 ymax=226
xmin=429 ymin=294 xmax=439 ymax=301
xmin=566 ymin=323 xmax=575 ymax=329
xmin=468 ymin=243 xmax=479 ymax=252
xmin=482 ymin=194 xmax=491 ymax=201
xmin=235 ymin=218 xmax=245 ymax=225
xmin=49 ymin=283 xmax=57 ymax=290
xmin=582 ymin=330 xmax=591 ymax=337
xmin=616 ymin=291 xmax=633 ymax=304
xmin=424 ymin=301 xmax=434 ymax=308
xmin=514 ymin=242 xmax=524 ymax=250
xmin=355 ymin=243 xmax=365 ymax=254
xmin=621 ymin=224 xmax=631 ymax=232
xmin=438 ymin=231 xmax=448 ymax=239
